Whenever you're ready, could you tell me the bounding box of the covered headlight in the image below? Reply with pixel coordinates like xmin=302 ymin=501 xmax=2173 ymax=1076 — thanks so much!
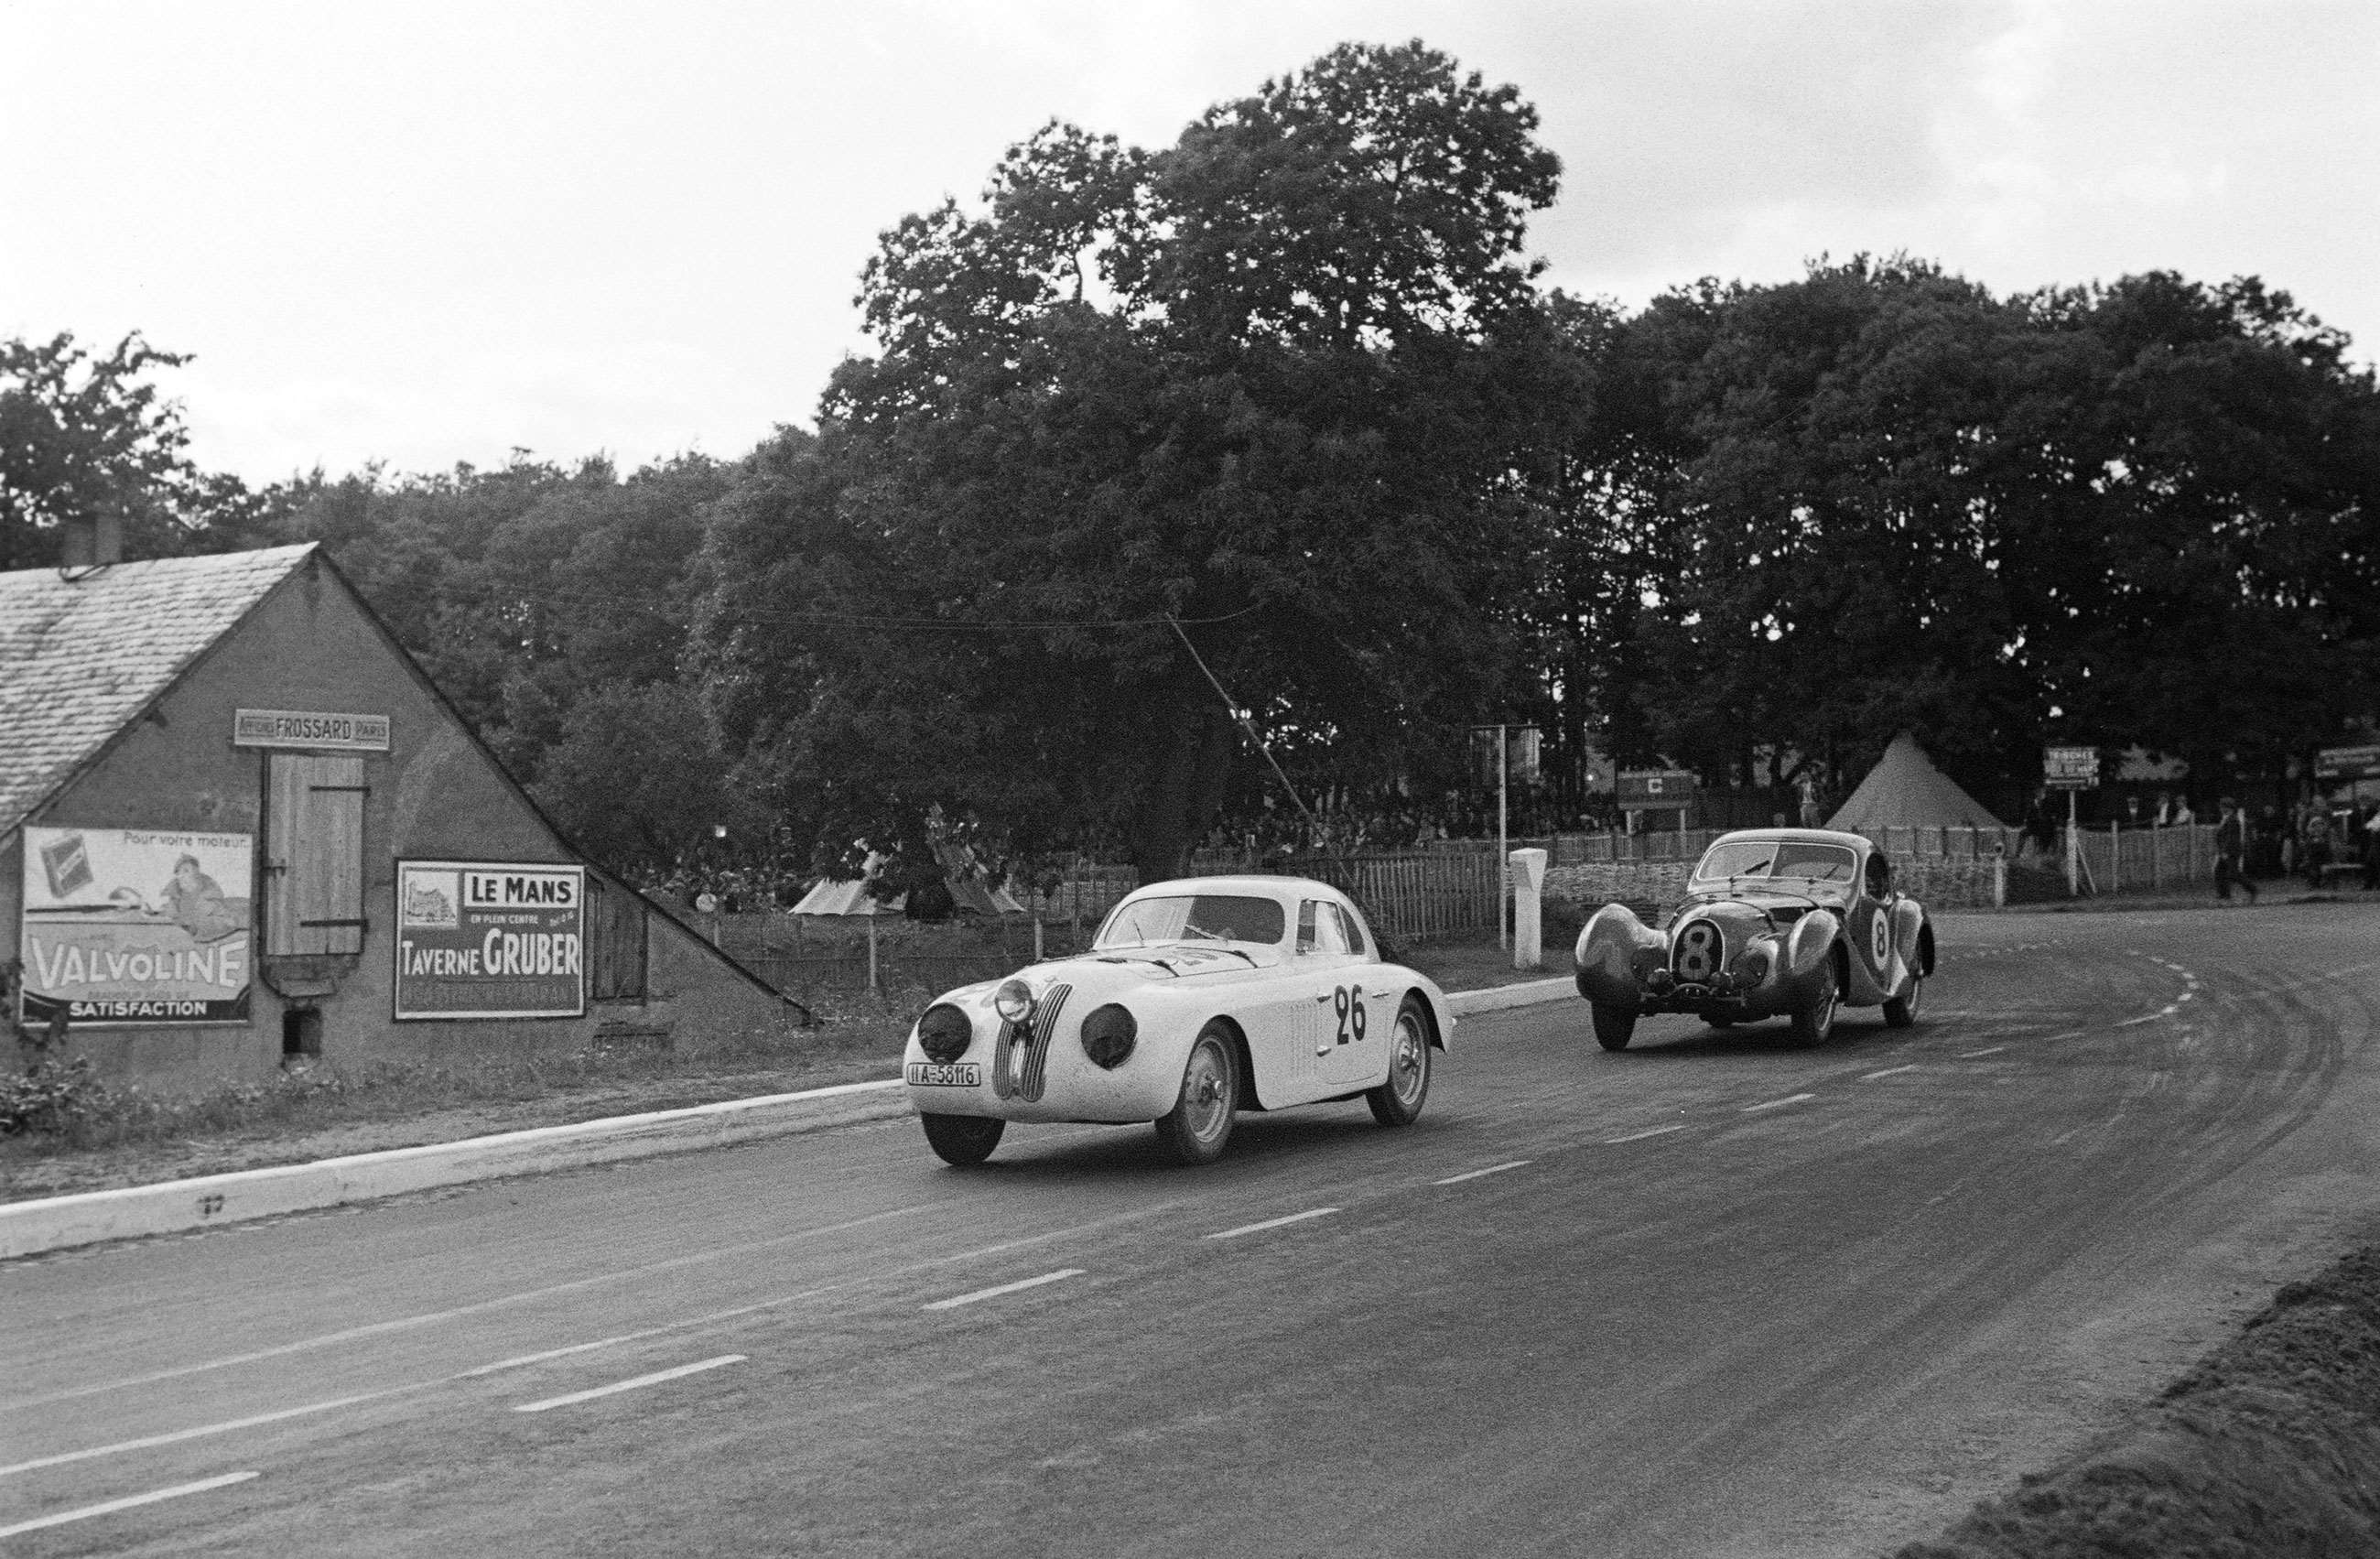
xmin=993 ymin=979 xmax=1036 ymax=1024
xmin=1736 ymin=947 xmax=1771 ymax=983
xmin=1078 ymin=1003 xmax=1137 ymax=1069
xmin=917 ymin=1003 xmax=974 ymax=1063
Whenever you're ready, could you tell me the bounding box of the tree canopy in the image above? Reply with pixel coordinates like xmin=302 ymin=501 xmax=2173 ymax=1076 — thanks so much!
xmin=16 ymin=39 xmax=2377 ymax=895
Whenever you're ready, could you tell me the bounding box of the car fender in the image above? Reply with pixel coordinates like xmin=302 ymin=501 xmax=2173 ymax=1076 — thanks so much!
xmin=1574 ymin=903 xmax=1665 ymax=1007
xmin=1781 ymin=909 xmax=1843 ymax=1009
xmin=1891 ymin=899 xmax=1931 ymax=976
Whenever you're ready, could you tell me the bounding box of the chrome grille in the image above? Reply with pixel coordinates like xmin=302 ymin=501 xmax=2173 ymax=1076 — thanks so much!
xmin=993 ymin=981 xmax=1074 ymax=1103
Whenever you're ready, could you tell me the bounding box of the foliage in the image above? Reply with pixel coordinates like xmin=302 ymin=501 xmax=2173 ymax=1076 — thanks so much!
xmin=0 ymin=331 xmax=265 ymax=569
xmin=700 ymin=40 xmax=1565 ymax=883
xmin=0 ymin=1057 xmax=104 ymax=1136
xmin=1563 ymin=259 xmax=2380 ymax=813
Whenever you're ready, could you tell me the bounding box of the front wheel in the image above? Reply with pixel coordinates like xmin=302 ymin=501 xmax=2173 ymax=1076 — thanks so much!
xmin=1367 ymin=997 xmax=1432 ymax=1127
xmin=920 ymin=1112 xmax=1004 ymax=1166
xmin=1155 ymin=1023 xmax=1239 ymax=1164
xmin=1787 ymin=961 xmax=1842 ymax=1048
xmin=1882 ymin=971 xmax=1924 ymax=1028
xmin=1592 ymin=1003 xmax=1638 ymax=1052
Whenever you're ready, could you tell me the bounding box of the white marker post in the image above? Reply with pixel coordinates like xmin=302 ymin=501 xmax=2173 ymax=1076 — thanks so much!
xmin=1509 ymin=847 xmax=1548 ymax=971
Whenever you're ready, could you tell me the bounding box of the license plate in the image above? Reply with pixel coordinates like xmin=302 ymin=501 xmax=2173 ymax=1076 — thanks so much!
xmin=906 ymin=1062 xmax=981 ymax=1088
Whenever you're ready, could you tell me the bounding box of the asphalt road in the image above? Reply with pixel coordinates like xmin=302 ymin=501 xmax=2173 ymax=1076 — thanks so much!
xmin=7 ymin=903 xmax=2380 ymax=1558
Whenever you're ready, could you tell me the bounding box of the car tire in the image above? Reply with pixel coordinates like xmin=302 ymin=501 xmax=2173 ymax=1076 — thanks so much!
xmin=1592 ymin=1004 xmax=1637 ymax=1051
xmin=1366 ymin=996 xmax=1432 ymax=1127
xmin=1788 ymin=959 xmax=1842 ymax=1048
xmin=920 ymin=1112 xmax=1004 ymax=1166
xmin=1155 ymin=1023 xmax=1239 ymax=1164
xmin=1883 ymin=972 xmax=1923 ymax=1028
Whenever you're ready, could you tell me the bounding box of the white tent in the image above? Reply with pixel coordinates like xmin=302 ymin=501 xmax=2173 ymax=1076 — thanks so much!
xmin=1825 ymin=732 xmax=2011 ymax=833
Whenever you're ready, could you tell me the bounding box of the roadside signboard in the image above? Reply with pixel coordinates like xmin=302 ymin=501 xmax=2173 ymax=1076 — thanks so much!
xmin=233 ymin=709 xmax=391 ymax=752
xmin=1617 ymin=769 xmax=1697 ymax=807
xmin=2042 ymin=746 xmax=2099 ymax=790
xmin=2315 ymin=745 xmax=2380 ymax=782
xmin=394 ymin=861 xmax=585 ymax=1020
xmin=17 ymin=827 xmax=253 ymax=1027
xmin=1467 ymin=725 xmax=1542 ymax=786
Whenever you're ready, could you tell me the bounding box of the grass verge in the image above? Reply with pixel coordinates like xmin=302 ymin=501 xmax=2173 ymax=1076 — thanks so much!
xmin=1897 ymin=1242 xmax=2380 ymax=1557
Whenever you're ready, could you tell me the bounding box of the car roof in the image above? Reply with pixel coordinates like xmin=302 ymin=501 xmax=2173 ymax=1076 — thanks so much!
xmin=1124 ymin=874 xmax=1347 ymax=903
xmin=1701 ymin=828 xmax=1870 ymax=851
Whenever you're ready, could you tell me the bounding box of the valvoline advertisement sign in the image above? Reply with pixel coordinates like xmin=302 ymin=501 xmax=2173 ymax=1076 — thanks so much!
xmin=18 ymin=827 xmax=254 ymax=1027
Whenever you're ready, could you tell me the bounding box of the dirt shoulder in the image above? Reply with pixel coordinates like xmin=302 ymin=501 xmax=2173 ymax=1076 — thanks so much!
xmin=1897 ymin=1240 xmax=2380 ymax=1556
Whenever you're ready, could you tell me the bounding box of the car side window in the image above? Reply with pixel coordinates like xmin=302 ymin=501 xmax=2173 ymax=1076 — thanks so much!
xmin=1297 ymin=902 xmax=1352 ymax=955
xmin=1336 ymin=903 xmax=1370 ymax=957
xmin=1866 ymin=853 xmax=1891 ymax=899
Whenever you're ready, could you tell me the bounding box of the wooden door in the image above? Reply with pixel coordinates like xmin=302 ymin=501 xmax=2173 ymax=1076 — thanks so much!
xmin=265 ymin=755 xmax=367 ymax=956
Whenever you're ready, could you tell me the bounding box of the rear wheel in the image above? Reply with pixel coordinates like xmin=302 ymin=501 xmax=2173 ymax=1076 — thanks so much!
xmin=1592 ymin=1004 xmax=1638 ymax=1052
xmin=1788 ymin=960 xmax=1842 ymax=1048
xmin=1366 ymin=997 xmax=1432 ymax=1127
xmin=1155 ymin=1024 xmax=1239 ymax=1164
xmin=920 ymin=1112 xmax=1004 ymax=1166
xmin=1883 ymin=971 xmax=1924 ymax=1028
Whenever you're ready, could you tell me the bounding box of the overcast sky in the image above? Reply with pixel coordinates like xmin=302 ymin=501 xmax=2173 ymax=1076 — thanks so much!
xmin=4 ymin=0 xmax=2374 ymax=485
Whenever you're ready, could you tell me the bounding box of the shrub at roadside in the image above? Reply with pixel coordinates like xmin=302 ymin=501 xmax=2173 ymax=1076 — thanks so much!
xmin=1898 ymin=1245 xmax=2380 ymax=1557
xmin=0 ymin=1058 xmax=106 ymax=1137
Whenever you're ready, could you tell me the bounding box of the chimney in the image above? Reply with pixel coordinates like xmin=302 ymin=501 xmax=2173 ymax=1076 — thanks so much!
xmin=59 ymin=514 xmax=124 ymax=569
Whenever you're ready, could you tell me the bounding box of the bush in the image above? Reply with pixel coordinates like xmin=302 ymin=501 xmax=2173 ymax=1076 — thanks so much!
xmin=0 ymin=1057 xmax=106 ymax=1136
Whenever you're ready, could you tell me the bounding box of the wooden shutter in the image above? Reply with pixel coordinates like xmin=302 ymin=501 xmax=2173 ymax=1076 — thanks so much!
xmin=266 ymin=755 xmax=367 ymax=956
xmin=589 ymin=877 xmax=648 ymax=1000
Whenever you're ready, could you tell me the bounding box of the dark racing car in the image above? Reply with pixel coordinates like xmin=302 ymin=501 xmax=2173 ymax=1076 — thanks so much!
xmin=1573 ymin=828 xmax=1933 ymax=1051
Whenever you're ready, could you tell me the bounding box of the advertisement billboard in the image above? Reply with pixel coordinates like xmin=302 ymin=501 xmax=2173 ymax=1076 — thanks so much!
xmin=394 ymin=861 xmax=585 ymax=1020
xmin=18 ymin=828 xmax=254 ymax=1027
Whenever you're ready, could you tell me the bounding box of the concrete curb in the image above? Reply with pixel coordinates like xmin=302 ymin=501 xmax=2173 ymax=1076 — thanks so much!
xmin=1448 ymin=977 xmax=1575 ymax=1015
xmin=0 ymin=979 xmax=1582 ymax=1261
xmin=0 ymin=1078 xmax=912 ymax=1261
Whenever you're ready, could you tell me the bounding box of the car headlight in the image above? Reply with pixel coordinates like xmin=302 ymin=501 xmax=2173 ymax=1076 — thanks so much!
xmin=1078 ymin=1003 xmax=1137 ymax=1069
xmin=917 ymin=1003 xmax=974 ymax=1063
xmin=1736 ymin=948 xmax=1771 ymax=983
xmin=993 ymin=979 xmax=1035 ymax=1024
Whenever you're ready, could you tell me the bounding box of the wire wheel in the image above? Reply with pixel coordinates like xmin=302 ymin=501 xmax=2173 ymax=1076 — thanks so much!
xmin=1155 ymin=1025 xmax=1239 ymax=1164
xmin=1367 ymin=997 xmax=1432 ymax=1127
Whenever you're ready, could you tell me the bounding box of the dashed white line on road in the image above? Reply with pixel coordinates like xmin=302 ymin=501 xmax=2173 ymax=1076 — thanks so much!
xmin=0 ymin=1471 xmax=260 ymax=1539
xmin=1208 ymin=1208 xmax=1339 ymax=1240
xmin=1604 ymin=1123 xmax=1688 ymax=1144
xmin=1742 ymin=1093 xmax=1816 ymax=1113
xmin=1861 ymin=1065 xmax=1918 ymax=1080
xmin=0 ymin=1392 xmax=385 ymax=1479
xmin=1435 ymin=1161 xmax=1531 ymax=1185
xmin=2 ymin=1202 xmax=933 ymax=1414
xmin=922 ymin=1268 xmax=1087 ymax=1308
xmin=513 ymin=1355 xmax=747 ymax=1413
xmin=1959 ymin=1046 xmax=2007 ymax=1058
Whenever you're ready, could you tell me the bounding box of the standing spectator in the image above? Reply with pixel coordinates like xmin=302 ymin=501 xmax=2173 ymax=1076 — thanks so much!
xmin=2363 ymin=803 xmax=2380 ymax=892
xmin=2300 ymin=802 xmax=2334 ymax=886
xmin=2215 ymin=799 xmax=2259 ymax=904
xmin=2170 ymin=796 xmax=2195 ymax=826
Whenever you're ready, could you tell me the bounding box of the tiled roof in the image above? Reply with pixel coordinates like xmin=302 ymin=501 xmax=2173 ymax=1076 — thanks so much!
xmin=0 ymin=544 xmax=316 ymax=833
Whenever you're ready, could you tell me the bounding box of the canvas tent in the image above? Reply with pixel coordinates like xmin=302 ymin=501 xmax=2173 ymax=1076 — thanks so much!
xmin=791 ymin=848 xmax=1022 ymax=917
xmin=1825 ymin=732 xmax=2010 ymax=833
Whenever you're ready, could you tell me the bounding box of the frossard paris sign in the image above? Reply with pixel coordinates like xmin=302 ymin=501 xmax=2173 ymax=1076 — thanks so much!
xmin=233 ymin=709 xmax=391 ymax=752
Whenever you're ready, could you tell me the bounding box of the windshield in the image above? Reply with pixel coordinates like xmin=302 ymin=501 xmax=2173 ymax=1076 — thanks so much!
xmin=1094 ymin=894 xmax=1286 ymax=950
xmin=1693 ymin=839 xmax=1857 ymax=884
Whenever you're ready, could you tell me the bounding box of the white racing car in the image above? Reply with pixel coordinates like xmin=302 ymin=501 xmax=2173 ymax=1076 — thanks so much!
xmin=902 ymin=875 xmax=1455 ymax=1165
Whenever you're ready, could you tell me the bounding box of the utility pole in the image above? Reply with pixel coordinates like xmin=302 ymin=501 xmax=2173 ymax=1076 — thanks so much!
xmin=1498 ymin=722 xmax=1509 ymax=951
